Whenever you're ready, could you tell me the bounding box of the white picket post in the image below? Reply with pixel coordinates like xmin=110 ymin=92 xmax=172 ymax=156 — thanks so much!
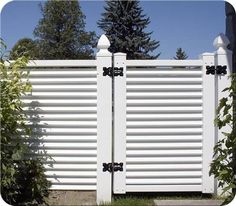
xmin=213 ymin=34 xmax=232 ymax=195
xmin=201 ymin=52 xmax=215 ymax=193
xmin=113 ymin=53 xmax=127 ymax=194
xmin=96 ymin=34 xmax=112 ymax=204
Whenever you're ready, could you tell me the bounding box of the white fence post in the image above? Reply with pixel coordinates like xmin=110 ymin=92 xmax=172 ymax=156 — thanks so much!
xmin=201 ymin=52 xmax=215 ymax=193
xmin=214 ymin=33 xmax=232 ymax=103
xmin=213 ymin=34 xmax=232 ymax=195
xmin=96 ymin=34 xmax=112 ymax=204
xmin=113 ymin=53 xmax=127 ymax=194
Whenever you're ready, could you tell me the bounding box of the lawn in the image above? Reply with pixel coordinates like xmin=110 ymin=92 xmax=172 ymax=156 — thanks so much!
xmin=100 ymin=192 xmax=221 ymax=206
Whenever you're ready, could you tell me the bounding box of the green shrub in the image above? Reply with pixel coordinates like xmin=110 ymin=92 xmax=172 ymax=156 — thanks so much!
xmin=210 ymin=74 xmax=236 ymax=205
xmin=0 ymin=39 xmax=51 ymax=205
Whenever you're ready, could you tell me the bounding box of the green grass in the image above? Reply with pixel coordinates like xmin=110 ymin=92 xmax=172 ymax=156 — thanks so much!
xmin=100 ymin=192 xmax=222 ymax=206
xmin=100 ymin=197 xmax=154 ymax=206
xmin=153 ymin=192 xmax=215 ymax=200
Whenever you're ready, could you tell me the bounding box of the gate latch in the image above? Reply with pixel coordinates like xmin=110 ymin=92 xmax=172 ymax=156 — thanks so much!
xmin=103 ymin=162 xmax=123 ymax=172
xmin=103 ymin=67 xmax=123 ymax=77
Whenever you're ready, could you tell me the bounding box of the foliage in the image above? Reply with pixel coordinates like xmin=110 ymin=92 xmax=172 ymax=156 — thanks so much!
xmin=34 ymin=0 xmax=97 ymax=59
xmin=9 ymin=38 xmax=39 ymax=60
xmin=98 ymin=0 xmax=160 ymax=59
xmin=0 ymin=39 xmax=51 ymax=205
xmin=210 ymin=74 xmax=236 ymax=205
xmin=174 ymin=48 xmax=188 ymax=60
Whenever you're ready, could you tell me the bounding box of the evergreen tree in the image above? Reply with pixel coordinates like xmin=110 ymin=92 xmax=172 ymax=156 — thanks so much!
xmin=34 ymin=0 xmax=97 ymax=59
xmin=98 ymin=0 xmax=160 ymax=59
xmin=9 ymin=38 xmax=38 ymax=60
xmin=174 ymin=48 xmax=188 ymax=60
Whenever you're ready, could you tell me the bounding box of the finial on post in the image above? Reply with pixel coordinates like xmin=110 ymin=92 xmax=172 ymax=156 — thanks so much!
xmin=213 ymin=33 xmax=232 ymax=75
xmin=97 ymin=34 xmax=111 ymax=56
xmin=213 ymin=33 xmax=231 ymax=55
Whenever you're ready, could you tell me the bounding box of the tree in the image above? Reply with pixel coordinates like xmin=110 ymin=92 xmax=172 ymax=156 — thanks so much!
xmin=9 ymin=38 xmax=38 ymax=60
xmin=174 ymin=47 xmax=188 ymax=60
xmin=98 ymin=0 xmax=160 ymax=59
xmin=34 ymin=0 xmax=97 ymax=59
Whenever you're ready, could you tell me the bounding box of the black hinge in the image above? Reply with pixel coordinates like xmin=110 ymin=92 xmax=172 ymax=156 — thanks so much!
xmin=103 ymin=67 xmax=123 ymax=77
xmin=206 ymin=66 xmax=216 ymax=75
xmin=103 ymin=67 xmax=113 ymax=77
xmin=103 ymin=162 xmax=123 ymax=172
xmin=216 ymin=65 xmax=227 ymax=75
xmin=206 ymin=65 xmax=227 ymax=75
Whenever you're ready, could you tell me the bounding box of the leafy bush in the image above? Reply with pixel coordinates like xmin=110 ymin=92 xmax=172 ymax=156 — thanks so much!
xmin=0 ymin=39 xmax=51 ymax=205
xmin=210 ymin=74 xmax=236 ymax=205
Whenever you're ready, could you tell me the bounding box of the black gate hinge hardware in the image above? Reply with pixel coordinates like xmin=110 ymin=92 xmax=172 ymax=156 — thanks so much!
xmin=206 ymin=65 xmax=227 ymax=75
xmin=216 ymin=65 xmax=227 ymax=75
xmin=103 ymin=67 xmax=123 ymax=77
xmin=103 ymin=162 xmax=123 ymax=172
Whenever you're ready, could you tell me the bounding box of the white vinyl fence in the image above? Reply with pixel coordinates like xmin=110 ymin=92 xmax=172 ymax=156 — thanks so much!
xmin=23 ymin=60 xmax=98 ymax=190
xmin=22 ymin=34 xmax=232 ymax=204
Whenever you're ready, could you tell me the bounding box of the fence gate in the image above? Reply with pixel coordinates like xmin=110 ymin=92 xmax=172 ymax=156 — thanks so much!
xmin=114 ymin=55 xmax=205 ymax=194
xmin=96 ymin=34 xmax=232 ymax=204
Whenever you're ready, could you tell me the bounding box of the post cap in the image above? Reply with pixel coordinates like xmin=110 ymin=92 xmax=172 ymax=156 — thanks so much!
xmin=213 ymin=33 xmax=230 ymax=50
xmin=97 ymin=34 xmax=110 ymax=50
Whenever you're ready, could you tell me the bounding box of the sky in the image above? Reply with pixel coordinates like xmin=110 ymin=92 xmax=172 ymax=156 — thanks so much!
xmin=0 ymin=0 xmax=226 ymax=59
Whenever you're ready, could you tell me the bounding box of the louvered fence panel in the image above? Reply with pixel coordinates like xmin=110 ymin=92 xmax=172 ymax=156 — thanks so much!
xmin=125 ymin=64 xmax=203 ymax=192
xmin=22 ymin=61 xmax=97 ymax=190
